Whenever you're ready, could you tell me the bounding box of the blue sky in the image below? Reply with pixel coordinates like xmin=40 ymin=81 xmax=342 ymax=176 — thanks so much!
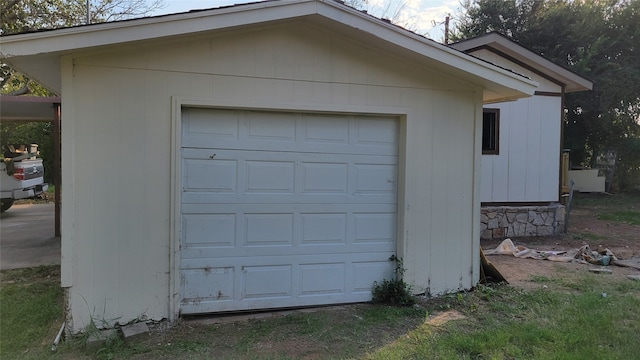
xmin=151 ymin=0 xmax=460 ymax=41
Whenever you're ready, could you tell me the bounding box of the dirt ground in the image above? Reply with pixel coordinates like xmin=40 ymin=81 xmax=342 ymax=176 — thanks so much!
xmin=481 ymin=193 xmax=640 ymax=289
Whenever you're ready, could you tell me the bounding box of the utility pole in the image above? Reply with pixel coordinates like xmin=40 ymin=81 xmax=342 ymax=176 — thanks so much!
xmin=444 ymin=15 xmax=450 ymax=45
xmin=86 ymin=0 xmax=90 ymax=24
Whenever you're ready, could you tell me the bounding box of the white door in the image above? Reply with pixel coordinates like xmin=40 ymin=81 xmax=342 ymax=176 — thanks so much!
xmin=180 ymin=108 xmax=398 ymax=314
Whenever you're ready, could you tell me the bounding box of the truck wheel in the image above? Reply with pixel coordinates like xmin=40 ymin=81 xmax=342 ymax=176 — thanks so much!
xmin=0 ymin=198 xmax=14 ymax=213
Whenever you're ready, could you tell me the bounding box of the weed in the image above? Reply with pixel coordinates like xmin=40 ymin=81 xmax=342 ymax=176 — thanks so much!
xmin=531 ymin=275 xmax=552 ymax=283
xmin=371 ymin=255 xmax=415 ymax=306
xmin=371 ymin=278 xmax=416 ymax=306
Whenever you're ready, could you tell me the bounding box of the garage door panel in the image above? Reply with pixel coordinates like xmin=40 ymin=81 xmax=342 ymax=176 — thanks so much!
xmin=181 ymin=251 xmax=393 ymax=267
xmin=180 ymin=256 xmax=394 ymax=314
xmin=244 ymin=213 xmax=294 ymax=246
xmin=182 ymin=148 xmax=396 ymax=200
xmin=246 ymin=111 xmax=296 ymax=141
xmin=183 ymin=108 xmax=239 ymax=140
xmin=182 ymin=193 xmax=397 ymax=205
xmin=355 ymin=164 xmax=397 ymax=194
xmin=180 ymin=292 xmax=375 ymax=314
xmin=299 ymin=263 xmax=345 ymax=296
xmin=354 ymin=212 xmax=396 ymax=243
xmin=353 ymin=261 xmax=395 ymax=293
xmin=355 ymin=117 xmax=398 ymax=146
xmin=245 ymin=161 xmax=295 ymax=194
xmin=242 ymin=265 xmax=293 ymax=299
xmin=183 ymin=213 xmax=236 ymax=247
xmin=182 ymin=203 xmax=396 ymax=213
xmin=301 ymin=213 xmax=346 ymax=244
xmin=181 ymin=206 xmax=396 ymax=255
xmin=181 ymin=268 xmax=235 ymax=302
xmin=301 ymin=162 xmax=348 ymax=194
xmin=183 ymin=159 xmax=238 ymax=192
xmin=180 ymin=109 xmax=397 ymax=314
xmin=302 ymin=114 xmax=350 ymax=144
xmin=182 ymin=109 xmax=397 ymax=156
xmin=180 ymin=240 xmax=395 ymax=259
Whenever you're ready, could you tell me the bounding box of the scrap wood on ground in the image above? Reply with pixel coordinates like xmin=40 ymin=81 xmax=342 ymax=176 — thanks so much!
xmin=484 ymin=238 xmax=640 ymax=271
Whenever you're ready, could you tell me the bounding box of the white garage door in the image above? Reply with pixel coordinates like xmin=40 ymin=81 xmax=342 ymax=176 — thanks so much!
xmin=180 ymin=108 xmax=398 ymax=314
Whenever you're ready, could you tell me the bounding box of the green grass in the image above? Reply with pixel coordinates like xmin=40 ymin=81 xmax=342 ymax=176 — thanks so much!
xmin=0 ymin=266 xmax=64 ymax=360
xmin=597 ymin=211 xmax=640 ymax=225
xmin=3 ymin=266 xmax=640 ymax=359
xmin=571 ymin=192 xmax=640 ymax=209
xmin=366 ymin=278 xmax=640 ymax=359
xmin=3 ymin=192 xmax=640 ymax=359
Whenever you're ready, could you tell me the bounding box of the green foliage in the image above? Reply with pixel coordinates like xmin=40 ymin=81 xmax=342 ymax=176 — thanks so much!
xmin=1 ymin=0 xmax=164 ymax=95
xmin=0 ymin=121 xmax=55 ymax=183
xmin=372 ymin=255 xmax=416 ymax=306
xmin=453 ymin=0 xmax=640 ymax=191
xmin=372 ymin=278 xmax=416 ymax=306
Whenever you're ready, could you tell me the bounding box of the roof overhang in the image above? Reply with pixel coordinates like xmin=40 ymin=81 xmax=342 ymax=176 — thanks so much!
xmin=0 ymin=96 xmax=61 ymax=122
xmin=1 ymin=0 xmax=538 ymax=102
xmin=450 ymin=32 xmax=592 ymax=93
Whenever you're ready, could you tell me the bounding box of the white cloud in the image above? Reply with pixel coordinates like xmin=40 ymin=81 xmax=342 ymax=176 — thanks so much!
xmin=155 ymin=0 xmax=459 ymax=41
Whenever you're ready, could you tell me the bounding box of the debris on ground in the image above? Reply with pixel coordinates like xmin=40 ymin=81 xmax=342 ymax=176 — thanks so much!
xmin=589 ymin=268 xmax=613 ymax=274
xmin=479 ymin=248 xmax=508 ymax=284
xmin=484 ymin=238 xmax=639 ymax=269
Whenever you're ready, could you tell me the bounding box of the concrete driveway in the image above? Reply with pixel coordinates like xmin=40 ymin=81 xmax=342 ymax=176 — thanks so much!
xmin=0 ymin=203 xmax=60 ymax=270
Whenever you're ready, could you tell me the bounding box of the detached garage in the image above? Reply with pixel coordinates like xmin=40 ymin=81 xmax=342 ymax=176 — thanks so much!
xmin=1 ymin=0 xmax=537 ymax=333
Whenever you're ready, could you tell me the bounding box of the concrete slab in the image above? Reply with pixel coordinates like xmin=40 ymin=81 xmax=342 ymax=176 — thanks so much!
xmin=121 ymin=322 xmax=150 ymax=340
xmin=0 ymin=203 xmax=59 ymax=270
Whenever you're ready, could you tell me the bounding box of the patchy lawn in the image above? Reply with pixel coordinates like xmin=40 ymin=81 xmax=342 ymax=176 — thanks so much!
xmin=2 ymin=192 xmax=639 ymax=359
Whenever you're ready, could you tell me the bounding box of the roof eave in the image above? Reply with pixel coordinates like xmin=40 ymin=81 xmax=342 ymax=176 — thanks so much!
xmin=451 ymin=32 xmax=593 ymax=93
xmin=1 ymin=0 xmax=537 ymax=100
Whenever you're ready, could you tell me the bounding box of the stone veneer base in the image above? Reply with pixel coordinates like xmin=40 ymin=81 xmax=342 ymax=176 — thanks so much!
xmin=480 ymin=204 xmax=565 ymax=239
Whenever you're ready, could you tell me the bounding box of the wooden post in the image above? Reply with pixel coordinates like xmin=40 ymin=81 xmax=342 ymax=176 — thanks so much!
xmin=53 ymin=103 xmax=61 ymax=237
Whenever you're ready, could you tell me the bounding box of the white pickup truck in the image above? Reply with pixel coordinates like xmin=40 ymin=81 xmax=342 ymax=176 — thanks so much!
xmin=1 ymin=144 xmax=48 ymax=212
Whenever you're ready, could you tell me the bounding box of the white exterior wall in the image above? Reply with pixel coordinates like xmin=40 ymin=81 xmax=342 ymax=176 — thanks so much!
xmin=60 ymin=22 xmax=482 ymax=332
xmin=470 ymin=49 xmax=563 ymax=203
xmin=481 ymin=95 xmax=562 ymax=203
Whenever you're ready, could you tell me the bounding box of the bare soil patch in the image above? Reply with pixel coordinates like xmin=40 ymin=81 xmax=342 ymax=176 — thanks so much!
xmin=482 ymin=193 xmax=640 ymax=289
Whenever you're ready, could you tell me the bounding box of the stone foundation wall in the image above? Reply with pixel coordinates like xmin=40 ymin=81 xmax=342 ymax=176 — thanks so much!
xmin=480 ymin=204 xmax=565 ymax=239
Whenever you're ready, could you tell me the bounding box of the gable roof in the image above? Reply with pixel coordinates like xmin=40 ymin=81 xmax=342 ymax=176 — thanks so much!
xmin=450 ymin=32 xmax=592 ymax=93
xmin=0 ymin=0 xmax=537 ymax=102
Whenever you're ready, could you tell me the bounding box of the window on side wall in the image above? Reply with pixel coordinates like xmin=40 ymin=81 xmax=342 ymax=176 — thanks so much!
xmin=482 ymin=108 xmax=499 ymax=155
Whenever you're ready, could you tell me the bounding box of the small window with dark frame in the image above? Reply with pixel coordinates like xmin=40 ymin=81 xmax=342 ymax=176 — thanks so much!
xmin=482 ymin=108 xmax=499 ymax=155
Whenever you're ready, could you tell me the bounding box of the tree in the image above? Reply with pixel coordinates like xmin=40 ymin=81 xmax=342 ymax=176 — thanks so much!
xmin=1 ymin=1 xmax=165 ymax=184
xmin=452 ymin=0 xmax=640 ymax=191
xmin=344 ymin=0 xmax=419 ymax=32
xmin=1 ymin=0 xmax=164 ymax=94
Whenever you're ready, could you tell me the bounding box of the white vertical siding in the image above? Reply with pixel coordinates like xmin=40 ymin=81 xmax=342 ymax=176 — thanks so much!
xmin=470 ymin=48 xmax=564 ymax=204
xmin=481 ymin=95 xmax=562 ymax=203
xmin=62 ymin=21 xmax=482 ymax=331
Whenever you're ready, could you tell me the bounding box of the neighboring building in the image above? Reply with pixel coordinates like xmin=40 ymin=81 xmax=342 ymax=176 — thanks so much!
xmin=1 ymin=0 xmax=536 ymax=333
xmin=451 ymin=32 xmax=593 ymax=239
